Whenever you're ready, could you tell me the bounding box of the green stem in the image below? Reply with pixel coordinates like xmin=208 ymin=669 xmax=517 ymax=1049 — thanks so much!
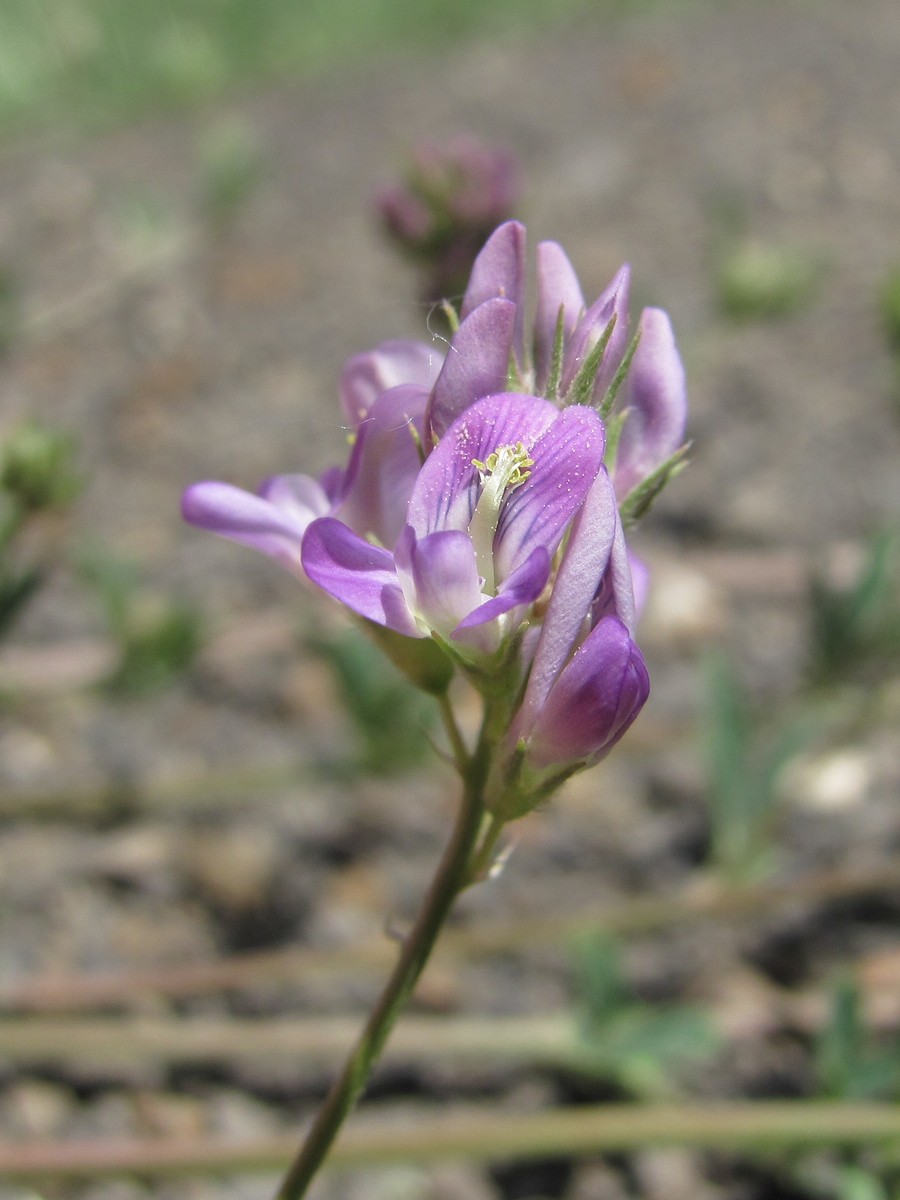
xmin=274 ymin=726 xmax=491 ymax=1200
xmin=438 ymin=692 xmax=469 ymax=771
xmin=466 ymin=812 xmax=507 ymax=884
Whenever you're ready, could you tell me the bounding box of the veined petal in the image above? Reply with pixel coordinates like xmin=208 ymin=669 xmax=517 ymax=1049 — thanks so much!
xmin=494 ymin=404 xmax=606 ymax=581
xmin=181 ymin=480 xmax=323 ymax=572
xmin=338 ymin=384 xmax=429 ymax=546
xmin=339 ymin=339 xmax=442 ymax=426
xmin=525 ymin=616 xmax=649 ymax=769
xmin=408 ymin=392 xmax=559 ymax=538
xmin=460 ymin=220 xmax=527 ymax=364
xmin=613 ymin=307 xmax=687 ymax=499
xmin=301 ymin=518 xmax=418 ymax=636
xmin=562 ymin=263 xmax=631 ymax=401
xmin=425 ymin=298 xmax=516 ymax=440
xmin=534 ymin=240 xmax=585 ymax=392
xmin=516 ymin=468 xmax=618 ymax=725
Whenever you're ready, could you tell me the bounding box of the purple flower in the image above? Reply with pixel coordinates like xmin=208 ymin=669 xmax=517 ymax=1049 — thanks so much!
xmin=181 ymin=472 xmax=338 ymax=576
xmin=486 ymin=468 xmax=649 ymax=814
xmin=181 ymin=220 xmax=685 ymax=791
xmin=376 ymin=135 xmax=519 ymax=303
xmin=302 ymin=393 xmax=610 ymax=658
xmin=611 ymin=306 xmax=686 ymax=503
xmin=454 ymin=221 xmax=688 ymax=504
xmin=339 ymin=340 xmax=441 ymax=427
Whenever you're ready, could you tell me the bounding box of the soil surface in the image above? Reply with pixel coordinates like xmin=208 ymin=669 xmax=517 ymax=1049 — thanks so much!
xmin=2 ymin=1 xmax=900 ymax=1198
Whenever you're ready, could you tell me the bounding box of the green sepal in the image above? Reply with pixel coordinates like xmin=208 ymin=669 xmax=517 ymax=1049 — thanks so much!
xmin=602 ymin=407 xmax=630 ymax=477
xmin=360 ymin=619 xmax=454 ymax=695
xmin=598 ymin=327 xmax=641 ymax=420
xmin=618 ymin=442 xmax=691 ymax=529
xmin=562 ymin=314 xmax=617 ymax=409
xmin=544 ymin=304 xmax=567 ymax=403
xmin=506 ymin=347 xmax=527 ymax=393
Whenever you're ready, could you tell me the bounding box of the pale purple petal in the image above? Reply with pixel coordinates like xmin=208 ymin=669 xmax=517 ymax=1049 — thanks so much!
xmin=394 ymin=526 xmax=485 ymax=640
xmin=460 ymin=220 xmax=527 ymax=364
xmin=338 ymin=384 xmax=429 ymax=545
xmin=525 ymin=616 xmax=649 ymax=768
xmin=495 ymin=405 xmax=606 ymax=580
xmin=628 ymin=551 xmax=650 ymax=621
xmin=181 ymin=480 xmax=317 ymax=572
xmin=301 ymin=517 xmax=418 ymax=636
xmin=455 ymin=546 xmax=550 ymax=631
xmin=561 ymin=264 xmax=631 ymax=401
xmin=259 ymin=473 xmax=334 ymax=524
xmin=339 ymin=340 xmax=442 ymax=426
xmin=425 ymin=298 xmax=516 ymax=440
xmin=534 ymin=240 xmax=585 ymax=392
xmin=516 ymin=469 xmax=618 ymax=724
xmin=408 ymin=393 xmax=559 ymax=538
xmin=613 ymin=307 xmax=687 ymax=499
xmin=588 ymin=516 xmax=637 ymax=635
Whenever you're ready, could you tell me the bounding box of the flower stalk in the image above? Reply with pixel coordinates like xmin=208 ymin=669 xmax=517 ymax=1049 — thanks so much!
xmin=275 ymin=705 xmax=498 ymax=1200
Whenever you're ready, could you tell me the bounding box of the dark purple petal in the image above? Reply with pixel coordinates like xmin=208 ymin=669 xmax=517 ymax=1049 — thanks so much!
xmin=181 ymin=480 xmax=322 ymax=572
xmin=534 ymin=240 xmax=585 ymax=392
xmin=561 ymin=264 xmax=631 ymax=401
xmin=301 ymin=517 xmax=418 ymax=636
xmin=454 ymin=545 xmax=550 ymax=631
xmin=494 ymin=404 xmax=606 ymax=581
xmin=516 ymin=469 xmax=618 ymax=724
xmin=425 ymin=298 xmax=517 ymax=440
xmin=525 ymin=616 xmax=649 ymax=769
xmin=394 ymin=526 xmax=485 ymax=640
xmin=338 ymin=384 xmax=429 ymax=546
xmin=339 ymin=340 xmax=442 ymax=427
xmin=613 ymin=307 xmax=687 ymax=499
xmin=460 ymin=221 xmax=527 ymax=365
xmin=408 ymin=392 xmax=560 ymax=537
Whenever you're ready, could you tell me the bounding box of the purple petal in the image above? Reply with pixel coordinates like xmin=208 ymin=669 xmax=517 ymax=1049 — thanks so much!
xmin=460 ymin=221 xmax=527 ymax=365
xmin=628 ymin=551 xmax=650 ymax=621
xmin=181 ymin=480 xmax=323 ymax=572
xmin=338 ymin=384 xmax=429 ymax=546
xmin=259 ymin=473 xmax=335 ymax=523
xmin=395 ymin=526 xmax=485 ymax=640
xmin=455 ymin=545 xmax=550 ymax=631
xmin=301 ymin=518 xmax=418 ymax=636
xmin=588 ymin=515 xmax=637 ymax=635
xmin=408 ymin=392 xmax=559 ymax=538
xmin=561 ymin=264 xmax=631 ymax=401
xmin=613 ymin=307 xmax=687 ymax=499
xmin=516 ymin=468 xmax=618 ymax=723
xmin=525 ymin=616 xmax=649 ymax=768
xmin=534 ymin=240 xmax=585 ymax=392
xmin=425 ymin=298 xmax=517 ymax=440
xmin=494 ymin=404 xmax=606 ymax=581
xmin=339 ymin=340 xmax=442 ymax=427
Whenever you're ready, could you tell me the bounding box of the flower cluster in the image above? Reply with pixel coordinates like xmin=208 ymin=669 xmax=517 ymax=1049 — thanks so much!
xmin=183 ymin=221 xmax=687 ymax=817
xmin=375 ymin=135 xmax=518 ymax=303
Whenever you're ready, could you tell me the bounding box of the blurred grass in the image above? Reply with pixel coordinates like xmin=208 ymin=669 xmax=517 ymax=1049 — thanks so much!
xmin=0 ymin=0 xmax=656 ymax=140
